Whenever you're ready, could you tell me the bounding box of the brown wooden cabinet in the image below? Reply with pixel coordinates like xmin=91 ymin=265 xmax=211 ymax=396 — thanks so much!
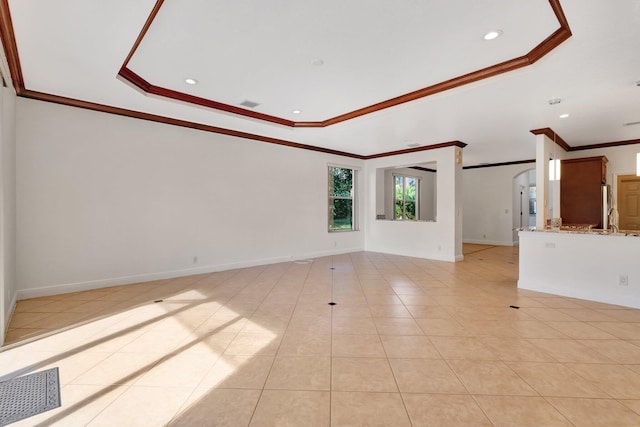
xmin=560 ymin=156 xmax=607 ymax=228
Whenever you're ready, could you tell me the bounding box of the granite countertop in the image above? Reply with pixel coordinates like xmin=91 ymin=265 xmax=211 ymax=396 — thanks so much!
xmin=517 ymin=227 xmax=640 ymax=237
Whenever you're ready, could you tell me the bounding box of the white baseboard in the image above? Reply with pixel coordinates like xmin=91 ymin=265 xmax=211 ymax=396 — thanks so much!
xmin=463 ymin=239 xmax=514 ymax=246
xmin=2 ymin=292 xmax=17 ymax=347
xmin=16 ymin=246 xmax=364 ymax=300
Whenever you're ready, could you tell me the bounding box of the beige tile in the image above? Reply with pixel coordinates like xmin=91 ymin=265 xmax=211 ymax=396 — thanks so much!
xmin=379 ymin=335 xmax=441 ymax=358
xmin=389 ymin=358 xmax=466 ymax=393
xmin=332 ymin=334 xmax=386 ymax=357
xmin=118 ymin=330 xmax=188 ymax=354
xmin=134 ymin=350 xmax=218 ymax=387
xmin=87 ymin=386 xmax=193 ymax=427
xmin=577 ymin=339 xmax=640 ymax=364
xmin=224 ymin=332 xmax=282 ymax=356
xmin=620 ymin=400 xmax=640 ymax=416
xmin=405 ymin=305 xmax=454 ymax=319
xmin=429 ymin=336 xmax=498 ymax=360
xmin=416 ymin=317 xmax=472 ymax=336
xmin=448 ymin=359 xmax=536 ymax=396
xmin=265 ymin=356 xmax=330 ymax=391
xmin=512 ymin=321 xmax=570 ymax=339
xmin=523 ymin=308 xmax=580 ymax=322
xmin=286 ymin=316 xmax=332 ymax=334
xmin=557 ymin=308 xmax=617 ymax=321
xmin=507 ymin=362 xmax=608 ymax=397
xmin=249 ymin=390 xmax=329 ymax=427
xmin=277 ymin=332 xmax=331 ymax=356
xmin=332 ymin=357 xmax=397 ymax=392
xmin=12 ymin=298 xmax=58 ymax=313
xmin=71 ymin=352 xmax=161 ymax=385
xmin=587 ymin=322 xmax=640 ymax=340
xmin=374 ymin=317 xmax=423 ymax=335
xmin=475 ymin=395 xmax=573 ymax=427
xmin=7 ymin=312 xmax=55 ymax=328
xmin=332 ymin=316 xmax=378 ymax=334
xmin=567 ymin=364 xmax=640 ymax=399
xmin=40 ymin=351 xmax=111 ymax=385
xmin=596 ymin=309 xmax=640 ymax=322
xmin=330 ymin=303 xmax=372 ymax=318
xmin=398 ymin=294 xmax=440 ymax=306
xmin=545 ymin=321 xmax=618 ymax=339
xmin=365 ymin=294 xmax=404 ymax=305
xmin=533 ymin=297 xmax=587 ymax=309
xmin=368 ymin=304 xmax=412 ymax=318
xmin=11 ymin=384 xmax=128 ymax=427
xmin=528 ymin=338 xmax=614 ymax=363
xmin=547 ymin=397 xmax=640 ymax=426
xmin=169 ymin=388 xmax=261 ymax=427
xmin=403 ymin=393 xmax=492 ymax=427
xmin=5 ymin=247 xmax=640 ymax=427
xmin=331 ymin=392 xmax=411 ymax=427
xmin=478 ymin=336 xmax=556 ymax=362
xmin=3 ymin=328 xmax=50 ymax=344
xmin=461 ymin=320 xmax=520 ymax=337
xmin=200 ymin=355 xmax=274 ymax=389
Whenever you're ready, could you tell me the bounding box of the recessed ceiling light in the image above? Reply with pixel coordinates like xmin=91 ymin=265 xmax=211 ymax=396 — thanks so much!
xmin=292 ymin=109 xmax=302 ymax=114
xmin=548 ymin=98 xmax=562 ymax=105
xmin=312 ymin=59 xmax=324 ymax=66
xmin=407 ymin=143 xmax=420 ymax=148
xmin=559 ymin=113 xmax=569 ymax=118
xmin=483 ymin=30 xmax=503 ymax=40
xmin=184 ymin=78 xmax=198 ymax=85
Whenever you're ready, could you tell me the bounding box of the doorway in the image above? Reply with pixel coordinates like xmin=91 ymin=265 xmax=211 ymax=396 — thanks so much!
xmin=617 ymin=174 xmax=640 ymax=230
xmin=512 ymin=168 xmax=536 ymax=243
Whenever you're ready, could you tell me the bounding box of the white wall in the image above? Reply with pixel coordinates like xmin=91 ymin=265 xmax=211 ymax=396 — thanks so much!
xmin=364 ymin=147 xmax=462 ymax=262
xmin=462 ymin=163 xmax=533 ymax=246
xmin=519 ymin=230 xmax=640 ymax=309
xmin=16 ymin=99 xmax=364 ymax=298
xmin=0 ymin=87 xmax=16 ymax=345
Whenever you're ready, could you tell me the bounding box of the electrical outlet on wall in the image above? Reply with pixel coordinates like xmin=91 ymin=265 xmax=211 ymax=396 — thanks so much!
xmin=619 ymin=274 xmax=629 ymax=286
xmin=193 ymin=256 xmax=198 ymax=264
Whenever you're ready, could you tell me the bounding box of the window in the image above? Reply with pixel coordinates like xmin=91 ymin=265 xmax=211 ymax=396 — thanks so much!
xmin=394 ymin=175 xmax=419 ymax=220
xmin=329 ymin=166 xmax=356 ymax=231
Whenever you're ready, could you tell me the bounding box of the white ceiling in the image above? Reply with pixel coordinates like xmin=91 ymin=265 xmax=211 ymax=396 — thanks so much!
xmin=6 ymin=0 xmax=640 ymax=164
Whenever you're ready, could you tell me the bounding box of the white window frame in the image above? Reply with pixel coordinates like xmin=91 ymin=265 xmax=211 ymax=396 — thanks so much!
xmin=393 ymin=174 xmax=420 ymax=221
xmin=328 ymin=165 xmax=358 ymax=232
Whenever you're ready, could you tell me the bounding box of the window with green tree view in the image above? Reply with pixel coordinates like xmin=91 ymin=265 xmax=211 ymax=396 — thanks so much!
xmin=395 ymin=175 xmax=419 ymax=220
xmin=329 ymin=166 xmax=356 ymax=231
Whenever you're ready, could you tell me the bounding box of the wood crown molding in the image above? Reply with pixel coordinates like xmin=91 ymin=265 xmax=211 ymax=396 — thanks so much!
xmin=0 ymin=0 xmax=468 ymax=160
xmin=530 ymin=128 xmax=640 ymax=152
xmin=119 ymin=0 xmax=572 ymax=127
xmin=0 ymin=0 xmax=23 ymax=93
xmin=463 ymin=159 xmax=536 ymax=170
xmin=530 ymin=127 xmax=571 ymax=151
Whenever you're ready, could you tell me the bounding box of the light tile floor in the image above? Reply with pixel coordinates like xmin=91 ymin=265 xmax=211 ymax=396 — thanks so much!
xmin=2 ymin=245 xmax=640 ymax=426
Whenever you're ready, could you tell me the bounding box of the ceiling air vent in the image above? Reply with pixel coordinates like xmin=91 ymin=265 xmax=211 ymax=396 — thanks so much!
xmin=239 ymin=100 xmax=260 ymax=109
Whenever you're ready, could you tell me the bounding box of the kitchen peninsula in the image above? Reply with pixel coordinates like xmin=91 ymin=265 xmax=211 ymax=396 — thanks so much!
xmin=518 ymin=228 xmax=640 ymax=309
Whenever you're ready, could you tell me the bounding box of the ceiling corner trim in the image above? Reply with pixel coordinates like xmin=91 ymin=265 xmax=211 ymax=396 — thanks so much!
xmin=530 ymin=127 xmax=571 ymax=151
xmin=117 ymin=67 xmax=296 ymax=127
xmin=121 ymin=0 xmax=573 ymax=127
xmin=362 ymin=141 xmax=467 ymax=160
